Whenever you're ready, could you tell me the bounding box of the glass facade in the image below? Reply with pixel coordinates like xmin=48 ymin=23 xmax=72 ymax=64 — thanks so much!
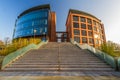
xmin=14 ymin=9 xmax=49 ymax=38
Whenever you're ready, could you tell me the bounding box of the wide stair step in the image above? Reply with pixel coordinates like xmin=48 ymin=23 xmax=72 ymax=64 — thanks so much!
xmin=3 ymin=42 xmax=115 ymax=73
xmin=4 ymin=68 xmax=114 ymax=72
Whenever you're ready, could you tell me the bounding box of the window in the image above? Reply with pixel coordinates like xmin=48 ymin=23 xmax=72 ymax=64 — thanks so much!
xmin=96 ymin=22 xmax=99 ymax=26
xmin=98 ymin=23 xmax=101 ymax=29
xmin=97 ymin=29 xmax=100 ymax=33
xmin=74 ymin=29 xmax=80 ymax=35
xmin=87 ymin=18 xmax=92 ymax=24
xmin=80 ymin=17 xmax=86 ymax=22
xmin=40 ymin=28 xmax=43 ymax=33
xmin=73 ymin=16 xmax=79 ymax=21
xmin=73 ymin=22 xmax=79 ymax=28
xmin=81 ymin=23 xmax=86 ymax=29
xmin=94 ymin=27 xmax=97 ymax=31
xmin=95 ymin=39 xmax=99 ymax=44
xmin=88 ymin=31 xmax=93 ymax=36
xmin=102 ymin=30 xmax=104 ymax=34
xmin=102 ymin=36 xmax=104 ymax=40
xmin=88 ymin=25 xmax=92 ymax=30
xmin=64 ymin=34 xmax=67 ymax=37
xmin=82 ymin=37 xmax=87 ymax=43
xmin=99 ymin=30 xmax=102 ymax=34
xmin=99 ymin=40 xmax=102 ymax=44
xmin=31 ymin=21 xmax=34 ymax=26
xmin=82 ymin=30 xmax=87 ymax=36
xmin=45 ymin=19 xmax=47 ymax=25
xmin=101 ymin=25 xmax=103 ymax=29
xmin=93 ymin=20 xmax=96 ymax=25
xmin=100 ymin=34 xmax=102 ymax=39
xmin=89 ymin=38 xmax=94 ymax=44
xmin=45 ymin=27 xmax=47 ymax=32
xmin=94 ymin=34 xmax=98 ymax=38
xmin=74 ymin=37 xmax=80 ymax=43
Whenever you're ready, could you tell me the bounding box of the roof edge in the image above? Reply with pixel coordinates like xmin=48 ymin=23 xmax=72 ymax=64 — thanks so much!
xmin=66 ymin=9 xmax=101 ymax=25
xmin=70 ymin=9 xmax=101 ymax=21
xmin=18 ymin=4 xmax=50 ymax=18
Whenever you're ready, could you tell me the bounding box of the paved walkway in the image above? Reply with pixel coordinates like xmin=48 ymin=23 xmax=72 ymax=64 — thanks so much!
xmin=0 ymin=76 xmax=120 ymax=80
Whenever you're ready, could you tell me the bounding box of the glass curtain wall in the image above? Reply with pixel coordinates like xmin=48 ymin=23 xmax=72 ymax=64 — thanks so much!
xmin=14 ymin=9 xmax=49 ymax=38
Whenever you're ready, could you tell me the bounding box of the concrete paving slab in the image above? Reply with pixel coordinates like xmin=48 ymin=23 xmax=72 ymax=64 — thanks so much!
xmin=0 ymin=76 xmax=120 ymax=80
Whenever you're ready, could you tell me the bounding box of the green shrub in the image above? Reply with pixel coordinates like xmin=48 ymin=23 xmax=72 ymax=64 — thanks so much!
xmin=101 ymin=43 xmax=114 ymax=56
xmin=0 ymin=38 xmax=41 ymax=56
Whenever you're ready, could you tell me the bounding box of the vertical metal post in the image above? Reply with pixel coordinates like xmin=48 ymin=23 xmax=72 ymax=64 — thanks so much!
xmin=58 ymin=43 xmax=61 ymax=71
xmin=34 ymin=29 xmax=36 ymax=43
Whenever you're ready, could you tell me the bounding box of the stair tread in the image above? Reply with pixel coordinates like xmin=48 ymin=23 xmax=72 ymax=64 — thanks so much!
xmin=3 ymin=42 xmax=114 ymax=72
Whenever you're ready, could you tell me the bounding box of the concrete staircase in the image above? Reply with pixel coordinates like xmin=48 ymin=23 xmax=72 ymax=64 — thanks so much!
xmin=3 ymin=42 xmax=114 ymax=72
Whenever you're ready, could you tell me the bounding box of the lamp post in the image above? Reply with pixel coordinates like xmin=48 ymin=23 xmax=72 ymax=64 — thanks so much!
xmin=43 ymin=32 xmax=46 ymax=41
xmin=34 ymin=29 xmax=37 ymax=43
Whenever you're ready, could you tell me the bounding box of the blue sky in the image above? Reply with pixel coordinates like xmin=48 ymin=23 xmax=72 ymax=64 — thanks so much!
xmin=0 ymin=0 xmax=120 ymax=43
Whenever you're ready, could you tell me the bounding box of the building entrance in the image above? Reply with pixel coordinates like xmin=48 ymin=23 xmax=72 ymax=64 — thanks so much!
xmin=56 ymin=32 xmax=68 ymax=42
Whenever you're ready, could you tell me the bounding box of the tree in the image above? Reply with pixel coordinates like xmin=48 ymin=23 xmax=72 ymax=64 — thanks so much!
xmin=0 ymin=40 xmax=4 ymax=45
xmin=101 ymin=41 xmax=114 ymax=56
xmin=4 ymin=37 xmax=11 ymax=46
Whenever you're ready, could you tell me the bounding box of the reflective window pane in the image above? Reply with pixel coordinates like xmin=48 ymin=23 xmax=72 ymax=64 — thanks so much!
xmin=88 ymin=25 xmax=92 ymax=30
xmin=88 ymin=31 xmax=93 ymax=36
xmin=80 ymin=17 xmax=86 ymax=22
xmin=74 ymin=29 xmax=80 ymax=35
xmin=95 ymin=39 xmax=99 ymax=44
xmin=89 ymin=38 xmax=94 ymax=44
xmin=74 ymin=37 xmax=80 ymax=43
xmin=81 ymin=23 xmax=86 ymax=29
xmin=82 ymin=30 xmax=87 ymax=36
xmin=14 ymin=9 xmax=49 ymax=39
xmin=82 ymin=37 xmax=87 ymax=43
xmin=94 ymin=27 xmax=97 ymax=31
xmin=93 ymin=20 xmax=96 ymax=25
xmin=73 ymin=16 xmax=79 ymax=21
xmin=87 ymin=18 xmax=92 ymax=24
xmin=17 ymin=9 xmax=48 ymax=25
xmin=73 ymin=22 xmax=79 ymax=28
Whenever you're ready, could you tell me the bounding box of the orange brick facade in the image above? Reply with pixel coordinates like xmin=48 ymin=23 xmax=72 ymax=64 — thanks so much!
xmin=48 ymin=12 xmax=56 ymax=42
xmin=66 ymin=9 xmax=106 ymax=48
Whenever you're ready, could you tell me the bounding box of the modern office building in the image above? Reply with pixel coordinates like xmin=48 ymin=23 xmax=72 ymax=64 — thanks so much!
xmin=66 ymin=9 xmax=106 ymax=48
xmin=13 ymin=5 xmax=106 ymax=47
xmin=13 ymin=4 xmax=56 ymax=42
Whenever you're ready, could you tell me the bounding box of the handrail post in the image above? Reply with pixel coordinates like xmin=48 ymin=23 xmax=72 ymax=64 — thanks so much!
xmin=58 ymin=43 xmax=61 ymax=71
xmin=115 ymin=57 xmax=119 ymax=71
